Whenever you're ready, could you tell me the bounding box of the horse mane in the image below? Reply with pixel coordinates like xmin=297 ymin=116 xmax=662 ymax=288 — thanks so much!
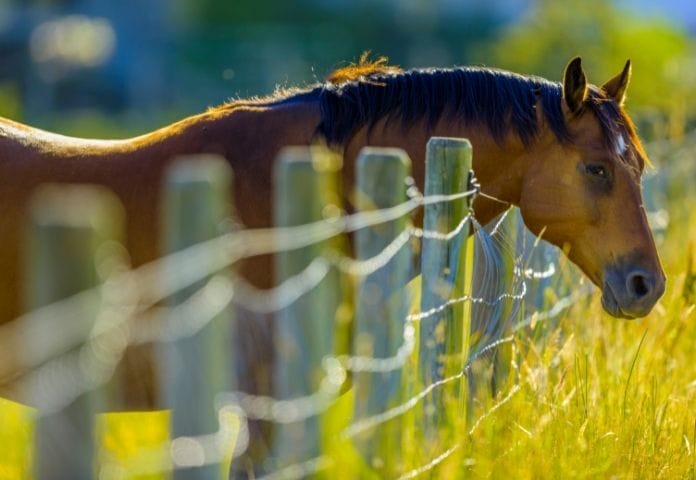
xmin=326 ymin=53 xmax=403 ymax=85
xmin=242 ymin=56 xmax=633 ymax=161
xmin=305 ymin=58 xmax=628 ymax=154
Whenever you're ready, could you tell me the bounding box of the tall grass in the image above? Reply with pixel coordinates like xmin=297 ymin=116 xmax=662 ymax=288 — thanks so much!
xmin=435 ymin=149 xmax=696 ymax=479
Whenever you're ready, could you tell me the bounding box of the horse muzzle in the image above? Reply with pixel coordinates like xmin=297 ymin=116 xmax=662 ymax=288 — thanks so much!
xmin=601 ymin=262 xmax=666 ymax=319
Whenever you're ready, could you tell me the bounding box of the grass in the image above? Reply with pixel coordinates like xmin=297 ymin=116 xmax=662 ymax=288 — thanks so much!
xmin=0 ymin=398 xmax=35 ymax=480
xmin=458 ymin=279 xmax=695 ymax=479
xmin=445 ymin=163 xmax=696 ymax=479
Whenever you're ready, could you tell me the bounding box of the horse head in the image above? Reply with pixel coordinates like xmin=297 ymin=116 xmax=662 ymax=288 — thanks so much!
xmin=519 ymin=57 xmax=665 ymax=318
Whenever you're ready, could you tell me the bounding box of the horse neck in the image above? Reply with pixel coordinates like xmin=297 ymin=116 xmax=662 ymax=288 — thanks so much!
xmin=202 ymin=101 xmax=322 ymax=228
xmin=216 ymin=100 xmax=321 ymax=148
xmin=344 ymin=118 xmax=530 ymax=226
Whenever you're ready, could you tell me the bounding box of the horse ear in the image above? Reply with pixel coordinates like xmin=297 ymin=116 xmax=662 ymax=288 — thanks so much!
xmin=601 ymin=59 xmax=631 ymax=105
xmin=563 ymin=56 xmax=588 ymax=114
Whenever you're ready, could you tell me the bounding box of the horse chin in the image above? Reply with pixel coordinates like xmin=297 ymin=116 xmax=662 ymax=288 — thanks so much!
xmin=601 ymin=282 xmax=638 ymax=320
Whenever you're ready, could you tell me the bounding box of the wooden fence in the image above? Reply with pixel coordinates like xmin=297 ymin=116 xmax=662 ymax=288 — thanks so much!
xmin=0 ymin=137 xmax=565 ymax=479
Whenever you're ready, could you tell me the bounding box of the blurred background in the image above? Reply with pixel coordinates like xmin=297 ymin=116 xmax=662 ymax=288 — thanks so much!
xmin=0 ymin=0 xmax=694 ymax=140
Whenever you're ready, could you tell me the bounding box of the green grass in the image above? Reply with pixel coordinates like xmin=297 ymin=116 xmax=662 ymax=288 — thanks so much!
xmin=458 ymin=282 xmax=695 ymax=478
xmin=443 ymin=178 xmax=696 ymax=479
xmin=0 ymin=397 xmax=35 ymax=480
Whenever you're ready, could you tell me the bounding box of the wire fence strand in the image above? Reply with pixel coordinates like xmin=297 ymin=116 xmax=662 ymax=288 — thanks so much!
xmin=0 ymin=177 xmax=592 ymax=479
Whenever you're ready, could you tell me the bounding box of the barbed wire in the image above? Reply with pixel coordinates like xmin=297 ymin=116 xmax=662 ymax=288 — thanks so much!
xmin=215 ymin=238 xmax=580 ymax=478
xmin=395 ymin=383 xmax=522 ymax=480
xmin=86 ymin=279 xmax=539 ymax=478
xmin=0 ymin=173 xmax=593 ymax=479
xmin=252 ymin=358 xmax=525 ymax=480
xmin=26 ymin=215 xmax=569 ymax=478
xmin=0 ymin=187 xmax=477 ymax=379
xmin=14 ymin=210 xmax=528 ymax=419
xmin=2 ymin=127 xmax=686 ymax=376
xmin=10 ymin=195 xmax=536 ymax=421
xmin=0 ymin=127 xmax=689 ymax=480
xmin=239 ymin=342 xmax=524 ymax=480
xmin=41 ymin=215 xmax=560 ymax=477
xmin=7 ymin=211 xmax=471 ymax=408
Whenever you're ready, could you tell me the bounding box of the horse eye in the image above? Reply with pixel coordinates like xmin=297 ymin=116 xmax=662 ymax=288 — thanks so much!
xmin=585 ymin=164 xmax=608 ymax=179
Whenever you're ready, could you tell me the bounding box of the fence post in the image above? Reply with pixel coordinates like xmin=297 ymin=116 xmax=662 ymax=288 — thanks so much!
xmin=418 ymin=137 xmax=473 ymax=443
xmin=159 ymin=155 xmax=235 ymax=479
xmin=271 ymin=146 xmax=344 ymax=468
xmin=352 ymin=147 xmax=412 ymax=475
xmin=23 ymin=184 xmax=124 ymax=480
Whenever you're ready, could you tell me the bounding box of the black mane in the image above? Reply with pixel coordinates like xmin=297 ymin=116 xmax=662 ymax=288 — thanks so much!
xmin=274 ymin=66 xmax=623 ymax=149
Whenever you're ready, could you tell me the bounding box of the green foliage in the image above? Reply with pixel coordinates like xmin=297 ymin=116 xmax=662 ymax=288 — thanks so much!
xmin=179 ymin=0 xmax=299 ymax=26
xmin=0 ymin=83 xmax=22 ymax=121
xmin=168 ymin=0 xmax=502 ymax=102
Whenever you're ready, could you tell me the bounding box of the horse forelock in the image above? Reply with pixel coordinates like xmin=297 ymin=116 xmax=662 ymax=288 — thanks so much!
xmin=618 ymin=108 xmax=649 ymax=172
xmin=585 ymin=86 xmax=647 ymax=173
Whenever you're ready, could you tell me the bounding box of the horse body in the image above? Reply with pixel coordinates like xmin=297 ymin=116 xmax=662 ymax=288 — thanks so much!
xmin=0 ymin=103 xmax=318 ymax=322
xmin=0 ymin=57 xmax=665 ymax=409
xmin=0 ymin=98 xmax=521 ymax=325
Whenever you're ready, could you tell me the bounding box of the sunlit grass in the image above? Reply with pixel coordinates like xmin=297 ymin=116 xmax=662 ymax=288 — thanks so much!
xmin=0 ymin=397 xmax=34 ymax=480
xmin=96 ymin=410 xmax=170 ymax=480
xmin=0 ymin=406 xmax=241 ymax=479
xmin=351 ymin=147 xmax=696 ymax=478
xmin=459 ymin=283 xmax=695 ymax=479
xmin=446 ymin=176 xmax=696 ymax=479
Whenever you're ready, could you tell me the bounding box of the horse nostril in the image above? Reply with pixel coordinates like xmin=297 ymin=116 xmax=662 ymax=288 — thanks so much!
xmin=627 ymin=271 xmax=651 ymax=299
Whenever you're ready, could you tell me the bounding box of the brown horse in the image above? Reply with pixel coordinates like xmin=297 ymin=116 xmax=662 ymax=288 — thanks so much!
xmin=0 ymin=56 xmax=664 ymax=407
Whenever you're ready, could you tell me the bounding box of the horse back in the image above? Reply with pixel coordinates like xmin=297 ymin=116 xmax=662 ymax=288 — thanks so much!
xmin=0 ymin=102 xmax=320 ymax=325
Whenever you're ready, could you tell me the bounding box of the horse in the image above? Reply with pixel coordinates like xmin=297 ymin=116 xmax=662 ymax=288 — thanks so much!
xmin=0 ymin=56 xmax=664 ymax=413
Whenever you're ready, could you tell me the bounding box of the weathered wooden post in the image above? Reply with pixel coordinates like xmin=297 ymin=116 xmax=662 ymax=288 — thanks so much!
xmin=23 ymin=184 xmax=124 ymax=480
xmin=418 ymin=137 xmax=473 ymax=442
xmin=271 ymin=146 xmax=344 ymax=468
xmin=159 ymin=155 xmax=235 ymax=479
xmin=352 ymin=147 xmax=412 ymax=475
